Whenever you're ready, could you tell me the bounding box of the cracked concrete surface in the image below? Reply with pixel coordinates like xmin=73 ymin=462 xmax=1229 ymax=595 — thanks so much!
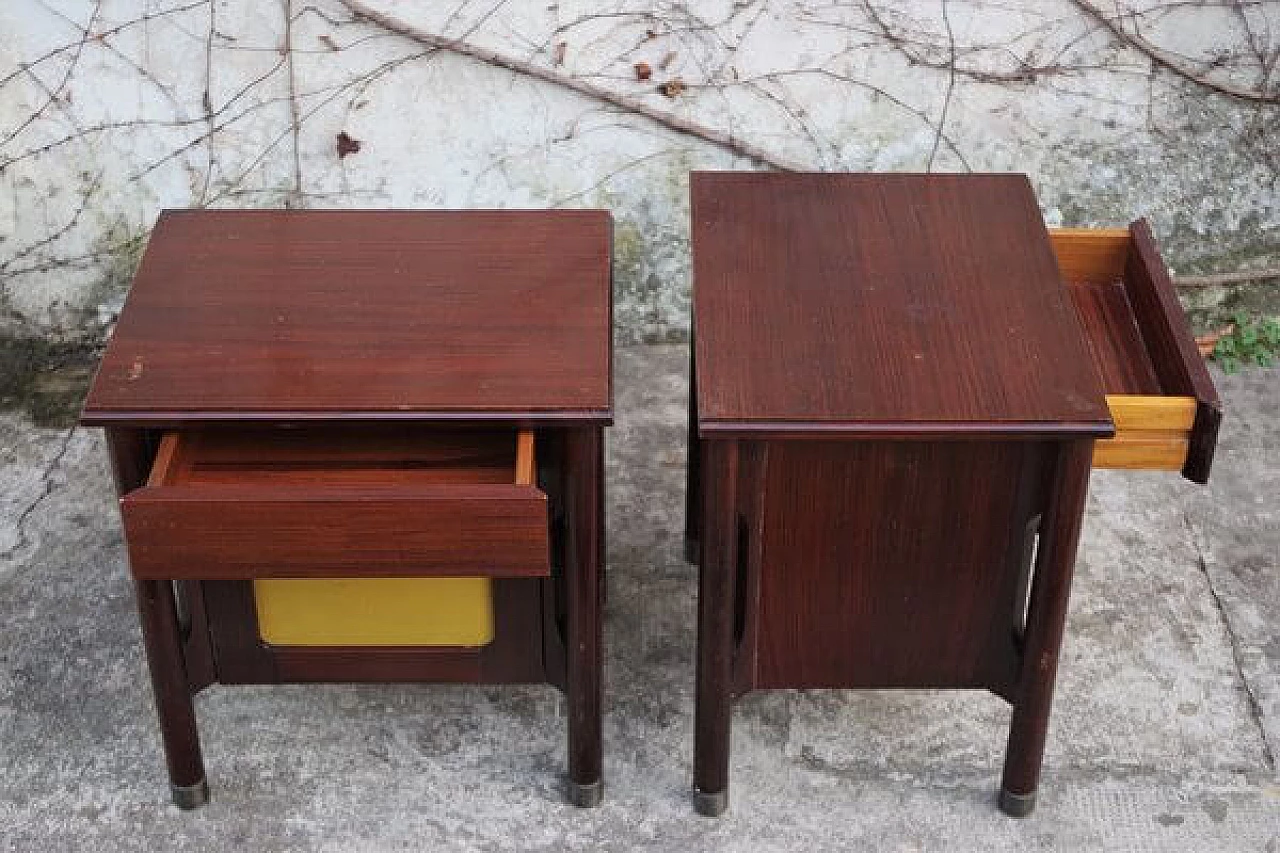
xmin=0 ymin=344 xmax=1277 ymax=851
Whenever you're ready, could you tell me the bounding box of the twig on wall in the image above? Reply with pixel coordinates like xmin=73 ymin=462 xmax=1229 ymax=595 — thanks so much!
xmin=0 ymin=2 xmax=102 ymax=148
xmin=1071 ymin=0 xmax=1280 ymax=104
xmin=926 ymin=0 xmax=956 ymax=171
xmin=284 ymin=0 xmax=305 ymax=205
xmin=335 ymin=0 xmax=806 ymax=171
xmin=196 ymin=0 xmax=217 ymax=203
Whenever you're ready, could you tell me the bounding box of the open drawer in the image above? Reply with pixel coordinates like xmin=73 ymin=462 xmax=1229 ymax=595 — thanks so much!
xmin=1049 ymin=220 xmax=1222 ymax=483
xmin=120 ymin=427 xmax=548 ymax=580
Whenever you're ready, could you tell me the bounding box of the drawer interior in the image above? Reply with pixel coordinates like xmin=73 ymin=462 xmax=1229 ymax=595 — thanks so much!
xmin=1049 ymin=223 xmax=1221 ymax=482
xmin=151 ymin=427 xmax=534 ymax=489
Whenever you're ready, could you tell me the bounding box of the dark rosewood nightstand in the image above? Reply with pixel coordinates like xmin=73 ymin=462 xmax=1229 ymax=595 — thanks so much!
xmin=81 ymin=210 xmax=612 ymax=809
xmin=685 ymin=173 xmax=1220 ymax=817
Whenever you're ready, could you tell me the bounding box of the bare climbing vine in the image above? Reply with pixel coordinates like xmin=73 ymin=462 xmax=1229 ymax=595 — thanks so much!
xmin=0 ymin=0 xmax=1276 ymax=344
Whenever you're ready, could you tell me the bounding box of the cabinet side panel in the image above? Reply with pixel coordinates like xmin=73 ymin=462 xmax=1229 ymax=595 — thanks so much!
xmin=756 ymin=440 xmax=1047 ymax=691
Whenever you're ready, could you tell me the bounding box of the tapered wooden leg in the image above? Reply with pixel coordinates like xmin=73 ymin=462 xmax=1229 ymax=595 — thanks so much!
xmin=684 ymin=343 xmax=701 ymax=563
xmin=107 ymin=428 xmax=208 ymax=809
xmin=693 ymin=439 xmax=739 ymax=816
xmin=565 ymin=428 xmax=604 ymax=807
xmin=134 ymin=578 xmax=208 ymax=809
xmin=1000 ymin=440 xmax=1093 ymax=817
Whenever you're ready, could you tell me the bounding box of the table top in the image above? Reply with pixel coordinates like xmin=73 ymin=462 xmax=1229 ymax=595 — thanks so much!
xmin=81 ymin=209 xmax=612 ymax=426
xmin=691 ymin=172 xmax=1113 ymax=438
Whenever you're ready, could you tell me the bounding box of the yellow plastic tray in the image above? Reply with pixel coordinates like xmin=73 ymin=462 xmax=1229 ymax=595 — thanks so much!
xmin=254 ymin=577 xmax=494 ymax=647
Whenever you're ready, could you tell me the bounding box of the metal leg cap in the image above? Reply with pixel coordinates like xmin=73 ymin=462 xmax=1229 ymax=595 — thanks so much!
xmin=568 ymin=779 xmax=603 ymax=808
xmin=693 ymin=788 xmax=728 ymax=817
xmin=998 ymin=787 xmax=1036 ymax=818
xmin=171 ymin=779 xmax=210 ymax=810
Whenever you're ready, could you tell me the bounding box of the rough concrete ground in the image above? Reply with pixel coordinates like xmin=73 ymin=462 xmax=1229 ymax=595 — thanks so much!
xmin=0 ymin=344 xmax=1276 ymax=852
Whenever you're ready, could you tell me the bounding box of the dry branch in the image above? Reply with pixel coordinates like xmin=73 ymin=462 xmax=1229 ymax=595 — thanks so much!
xmin=284 ymin=0 xmax=304 ymax=204
xmin=1175 ymin=267 xmax=1280 ymax=287
xmin=1071 ymin=0 xmax=1280 ymax=104
xmin=336 ymin=0 xmax=805 ymax=171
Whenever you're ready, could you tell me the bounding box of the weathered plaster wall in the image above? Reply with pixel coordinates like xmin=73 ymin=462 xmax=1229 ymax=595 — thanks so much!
xmin=1 ymin=0 xmax=1277 ymax=347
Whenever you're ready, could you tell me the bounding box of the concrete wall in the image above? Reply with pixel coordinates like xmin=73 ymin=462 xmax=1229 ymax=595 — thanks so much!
xmin=1 ymin=0 xmax=1276 ymax=345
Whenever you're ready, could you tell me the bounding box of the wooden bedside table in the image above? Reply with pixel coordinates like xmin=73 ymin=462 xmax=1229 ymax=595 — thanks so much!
xmin=685 ymin=173 xmax=1220 ymax=817
xmin=81 ymin=209 xmax=612 ymax=809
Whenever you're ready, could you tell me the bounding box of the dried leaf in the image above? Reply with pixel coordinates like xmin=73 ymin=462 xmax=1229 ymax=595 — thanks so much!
xmin=658 ymin=50 xmax=677 ymax=70
xmin=1196 ymin=324 xmax=1234 ymax=358
xmin=318 ymin=34 xmax=340 ymax=51
xmin=658 ymin=77 xmax=686 ymax=97
xmin=634 ymin=61 xmax=652 ymax=81
xmin=336 ymin=131 xmax=362 ymax=159
xmin=552 ymin=41 xmax=567 ymax=66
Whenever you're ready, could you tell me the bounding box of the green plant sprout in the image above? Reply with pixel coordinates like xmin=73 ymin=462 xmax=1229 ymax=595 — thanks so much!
xmin=1213 ymin=312 xmax=1280 ymax=373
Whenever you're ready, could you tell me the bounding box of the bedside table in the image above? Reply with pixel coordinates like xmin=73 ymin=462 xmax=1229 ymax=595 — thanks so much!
xmin=685 ymin=173 xmax=1220 ymax=817
xmin=81 ymin=210 xmax=612 ymax=809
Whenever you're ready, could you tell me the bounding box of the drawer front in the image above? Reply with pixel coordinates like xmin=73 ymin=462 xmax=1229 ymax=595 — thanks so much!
xmin=120 ymin=428 xmax=549 ymax=580
xmin=121 ymin=483 xmax=548 ymax=579
xmin=1050 ymin=221 xmax=1221 ymax=482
